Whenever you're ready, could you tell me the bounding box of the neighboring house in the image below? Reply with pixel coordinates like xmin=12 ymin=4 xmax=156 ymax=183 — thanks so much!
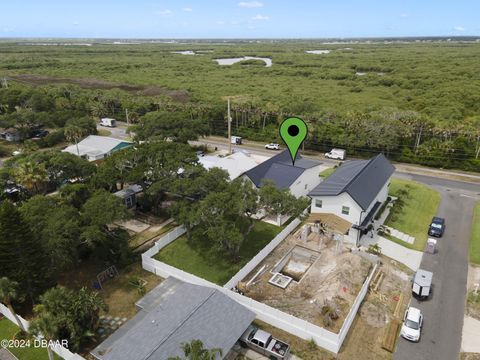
xmin=91 ymin=277 xmax=255 ymax=360
xmin=242 ymin=150 xmax=323 ymax=198
xmin=309 ymin=154 xmax=395 ymax=246
xmin=113 ymin=184 xmax=143 ymax=209
xmin=63 ymin=135 xmax=132 ymax=161
xmin=198 ymin=151 xmax=262 ymax=180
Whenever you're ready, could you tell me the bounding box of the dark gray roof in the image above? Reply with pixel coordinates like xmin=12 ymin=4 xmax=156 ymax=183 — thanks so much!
xmin=91 ymin=277 xmax=255 ymax=360
xmin=308 ymin=154 xmax=395 ymax=210
xmin=243 ymin=150 xmax=321 ymax=189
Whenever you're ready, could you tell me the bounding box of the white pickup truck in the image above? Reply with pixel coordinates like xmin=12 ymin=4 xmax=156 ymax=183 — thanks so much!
xmin=239 ymin=325 xmax=290 ymax=360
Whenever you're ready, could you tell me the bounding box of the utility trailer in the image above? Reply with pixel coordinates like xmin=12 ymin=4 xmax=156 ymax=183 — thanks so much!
xmin=412 ymin=269 xmax=433 ymax=300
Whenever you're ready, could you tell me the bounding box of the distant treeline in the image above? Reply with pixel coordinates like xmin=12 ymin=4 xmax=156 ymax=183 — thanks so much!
xmin=0 ymin=83 xmax=479 ymax=171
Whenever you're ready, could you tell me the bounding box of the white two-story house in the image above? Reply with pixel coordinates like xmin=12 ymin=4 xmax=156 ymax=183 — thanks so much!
xmin=243 ymin=150 xmax=323 ymax=198
xmin=309 ymin=154 xmax=395 ymax=246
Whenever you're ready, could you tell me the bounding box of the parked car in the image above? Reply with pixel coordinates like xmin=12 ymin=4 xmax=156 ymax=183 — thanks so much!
xmin=239 ymin=325 xmax=290 ymax=360
xmin=428 ymin=217 xmax=445 ymax=237
xmin=324 ymin=148 xmax=346 ymax=160
xmin=401 ymin=306 xmax=423 ymax=342
xmin=12 ymin=149 xmax=22 ymax=156
xmin=265 ymin=143 xmax=280 ymax=150
xmin=31 ymin=129 xmax=49 ymax=138
xmin=412 ymin=269 xmax=433 ymax=300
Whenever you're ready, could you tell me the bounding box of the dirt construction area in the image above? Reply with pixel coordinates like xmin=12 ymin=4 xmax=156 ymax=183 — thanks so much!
xmin=240 ymin=226 xmax=374 ymax=333
xmin=335 ymin=257 xmax=412 ymax=359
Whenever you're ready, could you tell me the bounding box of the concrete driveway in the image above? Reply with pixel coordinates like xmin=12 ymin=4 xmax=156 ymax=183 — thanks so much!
xmin=97 ymin=121 xmax=130 ymax=140
xmin=462 ymin=316 xmax=480 ymax=353
xmin=393 ymin=181 xmax=479 ymax=360
xmin=377 ymin=236 xmax=423 ymax=271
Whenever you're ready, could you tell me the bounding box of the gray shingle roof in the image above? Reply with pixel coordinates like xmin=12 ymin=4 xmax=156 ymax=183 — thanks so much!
xmin=91 ymin=277 xmax=255 ymax=360
xmin=308 ymin=154 xmax=395 ymax=210
xmin=243 ymin=150 xmax=321 ymax=189
xmin=113 ymin=184 xmax=143 ymax=199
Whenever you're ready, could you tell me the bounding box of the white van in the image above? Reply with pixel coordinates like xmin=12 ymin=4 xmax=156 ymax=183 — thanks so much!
xmin=100 ymin=118 xmax=117 ymax=127
xmin=325 ymin=148 xmax=346 ymax=160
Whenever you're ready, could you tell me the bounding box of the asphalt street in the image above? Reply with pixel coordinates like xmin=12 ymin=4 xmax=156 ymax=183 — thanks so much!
xmin=393 ymin=175 xmax=479 ymax=360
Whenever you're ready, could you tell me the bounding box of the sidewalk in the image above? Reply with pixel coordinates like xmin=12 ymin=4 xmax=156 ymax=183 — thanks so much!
xmin=461 ymin=316 xmax=480 ymax=353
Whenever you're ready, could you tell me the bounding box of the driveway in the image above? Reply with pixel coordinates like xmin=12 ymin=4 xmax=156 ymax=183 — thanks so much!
xmin=377 ymin=236 xmax=423 ymax=271
xmin=393 ymin=183 xmax=479 ymax=360
xmin=97 ymin=121 xmax=130 ymax=140
xmin=462 ymin=316 xmax=480 ymax=353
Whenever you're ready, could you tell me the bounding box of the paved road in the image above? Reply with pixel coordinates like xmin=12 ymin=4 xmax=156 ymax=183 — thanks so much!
xmin=393 ymin=179 xmax=479 ymax=360
xmin=194 ymin=137 xmax=480 ymax=184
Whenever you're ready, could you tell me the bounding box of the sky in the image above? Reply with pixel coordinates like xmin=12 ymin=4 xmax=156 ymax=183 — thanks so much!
xmin=1 ymin=0 xmax=479 ymax=39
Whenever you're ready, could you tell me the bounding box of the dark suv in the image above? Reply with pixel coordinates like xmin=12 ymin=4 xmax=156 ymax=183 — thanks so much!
xmin=428 ymin=217 xmax=445 ymax=237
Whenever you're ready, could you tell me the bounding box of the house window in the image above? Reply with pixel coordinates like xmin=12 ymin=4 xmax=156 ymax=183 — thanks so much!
xmin=315 ymin=199 xmax=322 ymax=208
xmin=342 ymin=206 xmax=350 ymax=215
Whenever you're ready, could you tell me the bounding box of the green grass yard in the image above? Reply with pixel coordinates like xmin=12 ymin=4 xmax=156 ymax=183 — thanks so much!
xmin=0 ymin=318 xmax=61 ymax=360
xmin=97 ymin=129 xmax=112 ymax=137
xmin=469 ymin=202 xmax=480 ymax=265
xmin=385 ymin=178 xmax=441 ymax=251
xmin=154 ymin=221 xmax=284 ymax=285
xmin=319 ymin=167 xmax=336 ymax=179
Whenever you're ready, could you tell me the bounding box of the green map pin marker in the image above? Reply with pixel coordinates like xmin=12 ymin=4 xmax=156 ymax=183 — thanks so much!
xmin=279 ymin=117 xmax=308 ymax=166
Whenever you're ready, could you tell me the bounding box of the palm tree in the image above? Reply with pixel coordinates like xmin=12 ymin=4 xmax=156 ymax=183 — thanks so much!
xmin=0 ymin=277 xmax=26 ymax=332
xmin=168 ymin=339 xmax=223 ymax=360
xmin=64 ymin=125 xmax=88 ymax=156
xmin=14 ymin=161 xmax=48 ymax=193
xmin=29 ymin=309 xmax=58 ymax=360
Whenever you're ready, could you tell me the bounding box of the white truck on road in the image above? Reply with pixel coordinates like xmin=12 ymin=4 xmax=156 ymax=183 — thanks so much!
xmin=239 ymin=325 xmax=290 ymax=360
xmin=100 ymin=118 xmax=117 ymax=127
xmin=325 ymin=148 xmax=346 ymax=160
xmin=231 ymin=135 xmax=242 ymax=145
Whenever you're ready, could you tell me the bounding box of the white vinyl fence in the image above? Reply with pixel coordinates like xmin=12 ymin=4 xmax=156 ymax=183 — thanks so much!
xmin=337 ymin=263 xmax=378 ymax=348
xmin=224 ymin=217 xmax=302 ymax=289
xmin=0 ymin=303 xmax=85 ymax=360
xmin=141 ymin=221 xmax=379 ymax=354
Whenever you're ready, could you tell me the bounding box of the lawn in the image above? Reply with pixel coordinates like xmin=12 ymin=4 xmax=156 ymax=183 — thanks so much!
xmin=97 ymin=129 xmax=112 ymax=136
xmin=58 ymin=261 xmax=163 ymax=319
xmin=99 ymin=263 xmax=164 ymax=318
xmin=155 ymin=221 xmax=284 ymax=285
xmin=320 ymin=167 xmax=336 ymax=179
xmin=0 ymin=318 xmax=61 ymax=360
xmin=385 ymin=178 xmax=441 ymax=251
xmin=469 ymin=202 xmax=480 ymax=264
